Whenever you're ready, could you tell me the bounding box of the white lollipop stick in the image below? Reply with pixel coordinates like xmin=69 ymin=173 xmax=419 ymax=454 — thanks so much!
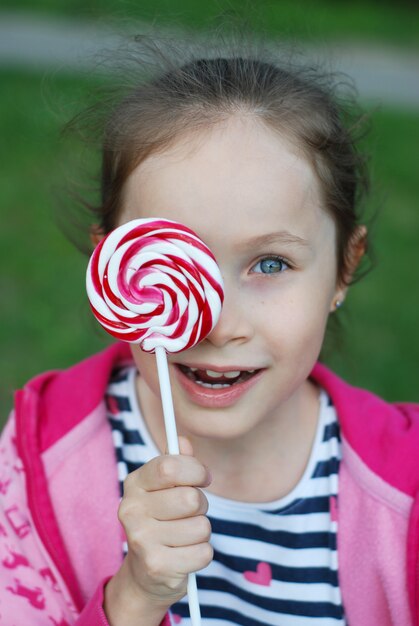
xmin=155 ymin=345 xmax=202 ymax=626
xmin=155 ymin=346 xmax=180 ymax=455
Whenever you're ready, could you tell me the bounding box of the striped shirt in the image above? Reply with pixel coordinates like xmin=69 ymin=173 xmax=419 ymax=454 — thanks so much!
xmin=105 ymin=366 xmax=347 ymax=625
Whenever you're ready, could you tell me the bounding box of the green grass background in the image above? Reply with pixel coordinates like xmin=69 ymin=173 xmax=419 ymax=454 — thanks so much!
xmin=4 ymin=0 xmax=419 ymax=47
xmin=1 ymin=1 xmax=419 ymax=424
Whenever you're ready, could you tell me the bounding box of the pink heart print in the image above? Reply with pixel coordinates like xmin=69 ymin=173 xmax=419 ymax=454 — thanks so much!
xmin=172 ymin=614 xmax=182 ymax=624
xmin=243 ymin=562 xmax=272 ymax=586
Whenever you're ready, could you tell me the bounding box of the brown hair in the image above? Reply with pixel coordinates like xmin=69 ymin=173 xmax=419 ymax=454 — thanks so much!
xmin=68 ymin=36 xmax=371 ymax=286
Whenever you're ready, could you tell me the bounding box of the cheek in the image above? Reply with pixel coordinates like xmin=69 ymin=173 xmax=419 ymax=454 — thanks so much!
xmin=130 ymin=346 xmax=160 ymax=393
xmin=271 ymin=307 xmax=329 ymax=347
xmin=259 ymin=281 xmax=332 ymax=348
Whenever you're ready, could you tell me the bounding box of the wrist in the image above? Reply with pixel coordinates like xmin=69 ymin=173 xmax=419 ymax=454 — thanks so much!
xmin=103 ymin=563 xmax=170 ymax=626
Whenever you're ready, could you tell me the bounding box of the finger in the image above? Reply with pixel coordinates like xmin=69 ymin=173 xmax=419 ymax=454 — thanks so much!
xmin=159 ymin=516 xmax=212 ymax=548
xmin=147 ymin=486 xmax=209 ymax=521
xmin=165 ymin=543 xmax=214 ymax=576
xmin=130 ymin=544 xmax=214 ymax=589
xmin=126 ymin=454 xmax=211 ymax=493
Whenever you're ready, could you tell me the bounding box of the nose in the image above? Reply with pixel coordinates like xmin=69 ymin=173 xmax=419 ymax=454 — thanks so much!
xmin=205 ymin=282 xmax=254 ymax=348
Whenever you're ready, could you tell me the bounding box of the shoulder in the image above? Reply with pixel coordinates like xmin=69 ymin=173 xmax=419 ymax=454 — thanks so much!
xmin=311 ymin=362 xmax=419 ymax=497
xmin=14 ymin=343 xmax=133 ymax=452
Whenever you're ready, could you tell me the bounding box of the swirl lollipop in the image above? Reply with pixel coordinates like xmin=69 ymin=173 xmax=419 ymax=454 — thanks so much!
xmin=86 ymin=217 xmax=224 ymax=626
xmin=87 ymin=217 xmax=223 ymax=352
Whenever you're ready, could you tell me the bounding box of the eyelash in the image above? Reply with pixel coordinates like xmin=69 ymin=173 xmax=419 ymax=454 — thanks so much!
xmin=250 ymin=255 xmax=291 ymax=275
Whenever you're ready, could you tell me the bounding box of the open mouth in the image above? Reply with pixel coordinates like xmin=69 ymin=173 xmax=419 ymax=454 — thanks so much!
xmin=176 ymin=364 xmax=261 ymax=389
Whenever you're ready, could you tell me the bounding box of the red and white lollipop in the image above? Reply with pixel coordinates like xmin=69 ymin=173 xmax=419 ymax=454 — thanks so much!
xmin=86 ymin=218 xmax=224 ymax=352
xmin=86 ymin=218 xmax=224 ymax=626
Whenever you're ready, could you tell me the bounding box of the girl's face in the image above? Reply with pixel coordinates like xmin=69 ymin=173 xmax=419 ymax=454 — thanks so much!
xmin=121 ymin=116 xmax=342 ymax=445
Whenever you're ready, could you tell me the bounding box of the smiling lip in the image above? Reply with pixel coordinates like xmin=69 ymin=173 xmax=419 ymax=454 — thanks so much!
xmin=173 ymin=364 xmax=265 ymax=408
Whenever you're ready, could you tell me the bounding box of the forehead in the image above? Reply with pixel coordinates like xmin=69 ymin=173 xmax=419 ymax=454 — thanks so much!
xmin=121 ymin=116 xmax=332 ymax=245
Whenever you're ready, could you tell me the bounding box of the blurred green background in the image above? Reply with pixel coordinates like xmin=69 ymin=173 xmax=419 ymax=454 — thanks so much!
xmin=1 ymin=1 xmax=419 ymax=425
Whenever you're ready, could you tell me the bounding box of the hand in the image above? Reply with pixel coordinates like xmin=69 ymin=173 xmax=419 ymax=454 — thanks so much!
xmin=104 ymin=437 xmax=213 ymax=626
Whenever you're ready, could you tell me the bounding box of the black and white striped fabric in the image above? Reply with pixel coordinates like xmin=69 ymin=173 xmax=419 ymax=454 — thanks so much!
xmin=105 ymin=366 xmax=346 ymax=625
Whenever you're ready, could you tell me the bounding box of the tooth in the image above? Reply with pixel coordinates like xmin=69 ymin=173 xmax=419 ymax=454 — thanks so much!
xmin=189 ymin=367 xmax=198 ymax=372
xmin=195 ymin=381 xmax=231 ymax=388
xmin=223 ymin=370 xmax=241 ymax=379
xmin=206 ymin=369 xmax=226 ymax=378
xmin=206 ymin=369 xmax=241 ymax=378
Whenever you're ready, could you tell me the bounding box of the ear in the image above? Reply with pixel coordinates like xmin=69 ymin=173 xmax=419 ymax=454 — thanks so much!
xmin=331 ymin=225 xmax=368 ymax=312
xmin=90 ymin=223 xmax=105 ymax=248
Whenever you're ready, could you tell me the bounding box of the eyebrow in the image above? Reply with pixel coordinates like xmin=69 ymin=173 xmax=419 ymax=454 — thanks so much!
xmin=236 ymin=231 xmax=310 ymax=251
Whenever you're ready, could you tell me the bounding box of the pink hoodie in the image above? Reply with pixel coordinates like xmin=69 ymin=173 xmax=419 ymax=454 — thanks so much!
xmin=0 ymin=342 xmax=418 ymax=625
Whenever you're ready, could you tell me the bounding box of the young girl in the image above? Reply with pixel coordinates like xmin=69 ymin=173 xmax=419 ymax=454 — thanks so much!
xmin=1 ymin=43 xmax=418 ymax=626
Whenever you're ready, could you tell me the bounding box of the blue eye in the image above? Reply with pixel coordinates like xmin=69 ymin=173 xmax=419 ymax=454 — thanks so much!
xmin=252 ymin=256 xmax=289 ymax=275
